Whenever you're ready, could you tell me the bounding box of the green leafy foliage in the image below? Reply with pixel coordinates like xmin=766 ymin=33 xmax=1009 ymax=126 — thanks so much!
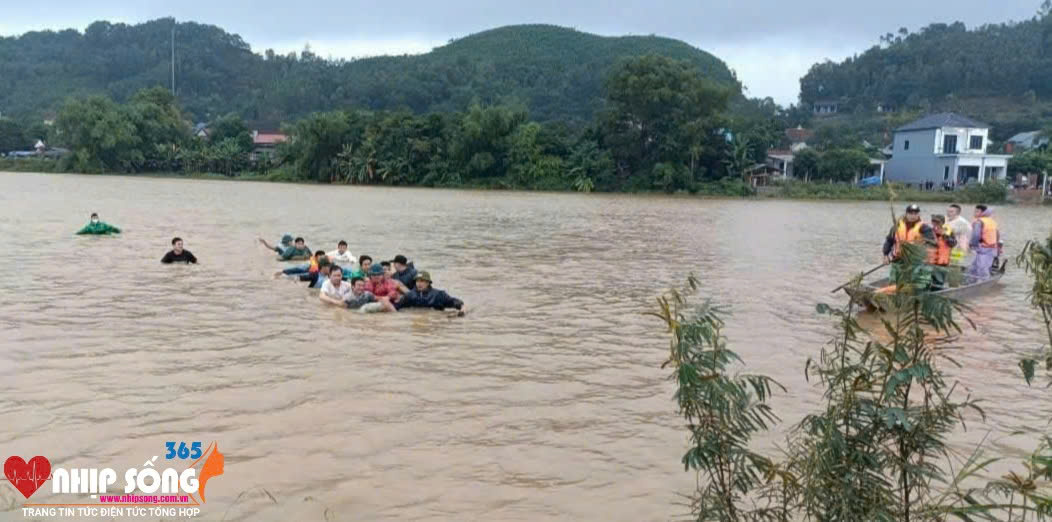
xmin=815 ymin=148 xmax=871 ymax=182
xmin=648 ymin=277 xmax=786 ymax=521
xmin=54 ymin=86 xmax=188 ymax=173
xmin=800 ymin=16 xmax=1052 ymax=109
xmin=207 ymin=113 xmax=252 ymax=153
xmin=0 ymin=118 xmax=28 ymax=153
xmin=600 ymin=55 xmax=732 ymax=191
xmin=655 ymin=236 xmax=1052 ymax=520
xmin=1008 ymin=150 xmax=1052 ymax=177
xmin=1017 ymin=232 xmax=1052 ymax=387
xmin=793 ymin=148 xmax=820 ymax=182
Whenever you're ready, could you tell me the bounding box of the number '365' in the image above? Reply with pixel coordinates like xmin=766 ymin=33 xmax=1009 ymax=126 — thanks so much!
xmin=164 ymin=441 xmax=202 ymax=459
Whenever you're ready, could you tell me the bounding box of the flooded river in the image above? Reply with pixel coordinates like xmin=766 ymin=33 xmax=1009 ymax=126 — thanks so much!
xmin=0 ymin=171 xmax=1049 ymax=521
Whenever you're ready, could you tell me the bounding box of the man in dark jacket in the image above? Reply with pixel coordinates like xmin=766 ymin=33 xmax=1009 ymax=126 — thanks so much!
xmin=161 ymin=237 xmax=198 ymax=264
xmin=390 ymin=255 xmax=418 ymax=289
xmin=396 ymin=271 xmax=465 ymax=315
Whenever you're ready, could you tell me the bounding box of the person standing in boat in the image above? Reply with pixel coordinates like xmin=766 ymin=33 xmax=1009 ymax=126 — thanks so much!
xmin=927 ymin=215 xmax=956 ymax=290
xmin=968 ymin=205 xmax=999 ymax=281
xmin=946 ymin=204 xmax=972 ymax=267
xmin=882 ymin=204 xmax=936 ymax=286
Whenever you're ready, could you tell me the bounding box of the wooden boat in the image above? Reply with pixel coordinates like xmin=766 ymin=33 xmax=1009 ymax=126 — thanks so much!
xmin=843 ymin=261 xmax=1005 ymax=310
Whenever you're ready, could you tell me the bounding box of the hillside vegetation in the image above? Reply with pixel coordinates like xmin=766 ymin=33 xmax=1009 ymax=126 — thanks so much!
xmin=0 ymin=20 xmax=738 ymax=124
xmin=800 ymin=9 xmax=1052 ymax=108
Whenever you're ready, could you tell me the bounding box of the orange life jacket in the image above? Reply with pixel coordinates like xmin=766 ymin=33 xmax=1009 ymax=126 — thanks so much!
xmin=308 ymin=256 xmax=320 ymax=274
xmin=893 ymin=219 xmax=923 ymax=257
xmin=929 ymin=226 xmax=952 ymax=266
xmin=977 ymin=216 xmax=998 ymax=248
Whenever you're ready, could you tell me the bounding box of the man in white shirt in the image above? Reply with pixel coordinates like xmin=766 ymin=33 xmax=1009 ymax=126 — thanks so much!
xmin=329 ymin=241 xmax=356 ymax=268
xmin=946 ymin=204 xmax=973 ymax=267
xmin=319 ymin=266 xmax=353 ymax=305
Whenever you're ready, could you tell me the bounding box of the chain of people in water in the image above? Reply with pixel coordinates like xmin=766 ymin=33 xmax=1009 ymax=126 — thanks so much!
xmin=74 ymin=214 xmax=466 ymax=316
xmin=879 ymin=203 xmax=1003 ymax=293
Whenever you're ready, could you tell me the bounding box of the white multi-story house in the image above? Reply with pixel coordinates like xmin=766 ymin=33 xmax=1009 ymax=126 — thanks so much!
xmin=885 ymin=113 xmax=1010 ymax=188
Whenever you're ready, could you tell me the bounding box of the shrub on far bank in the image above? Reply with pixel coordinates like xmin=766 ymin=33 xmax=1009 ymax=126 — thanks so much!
xmin=694 ymin=178 xmax=755 ymax=197
xmin=0 ymin=157 xmax=64 ymax=173
xmin=772 ymin=179 xmax=1008 ymax=204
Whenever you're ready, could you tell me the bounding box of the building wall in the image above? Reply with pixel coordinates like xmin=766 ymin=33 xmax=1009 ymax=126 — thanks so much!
xmin=887 ymin=154 xmax=1008 ymax=185
xmin=892 ymin=129 xmax=937 ymax=157
xmin=886 ymin=156 xmax=941 ymax=184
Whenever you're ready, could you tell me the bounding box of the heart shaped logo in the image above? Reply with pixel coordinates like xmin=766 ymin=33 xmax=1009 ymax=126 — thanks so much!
xmin=4 ymin=456 xmax=51 ymax=499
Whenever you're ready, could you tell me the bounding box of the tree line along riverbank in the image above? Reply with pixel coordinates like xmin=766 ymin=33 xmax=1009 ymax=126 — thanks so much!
xmin=0 ymin=53 xmax=1014 ymax=204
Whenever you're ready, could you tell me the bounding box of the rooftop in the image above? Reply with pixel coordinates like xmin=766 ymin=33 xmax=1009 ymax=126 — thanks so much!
xmin=253 ymin=132 xmax=288 ymax=146
xmin=1006 ymin=130 xmax=1049 ymax=145
xmin=896 ymin=112 xmax=988 ymax=132
xmin=785 ymin=127 xmax=813 ymax=144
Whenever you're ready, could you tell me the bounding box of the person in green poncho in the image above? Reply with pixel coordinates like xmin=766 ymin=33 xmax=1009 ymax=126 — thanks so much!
xmin=75 ymin=213 xmax=121 ymax=235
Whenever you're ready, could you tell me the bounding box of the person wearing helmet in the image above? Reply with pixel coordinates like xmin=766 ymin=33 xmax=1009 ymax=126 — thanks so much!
xmin=882 ymin=205 xmax=936 ymax=263
xmin=881 ymin=204 xmax=936 ymax=288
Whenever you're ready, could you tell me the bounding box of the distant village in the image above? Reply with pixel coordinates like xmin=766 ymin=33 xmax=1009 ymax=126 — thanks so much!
xmin=5 ymin=119 xmax=288 ymax=164
xmin=748 ymin=103 xmax=1050 ymax=198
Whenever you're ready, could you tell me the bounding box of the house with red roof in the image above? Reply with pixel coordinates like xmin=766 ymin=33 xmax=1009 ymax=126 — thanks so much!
xmin=251 ymin=130 xmax=288 ymax=161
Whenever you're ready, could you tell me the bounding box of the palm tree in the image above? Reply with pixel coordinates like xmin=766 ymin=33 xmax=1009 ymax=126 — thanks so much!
xmin=336 ymin=143 xmax=354 ymax=183
xmin=723 ymin=137 xmax=753 ymax=183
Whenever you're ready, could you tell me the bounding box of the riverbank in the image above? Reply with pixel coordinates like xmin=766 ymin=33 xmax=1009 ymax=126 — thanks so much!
xmin=1 ymin=161 xmax=1013 ymax=204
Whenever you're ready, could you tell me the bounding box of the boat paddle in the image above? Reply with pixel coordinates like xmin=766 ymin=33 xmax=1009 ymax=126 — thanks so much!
xmin=830 ymin=263 xmax=887 ymax=294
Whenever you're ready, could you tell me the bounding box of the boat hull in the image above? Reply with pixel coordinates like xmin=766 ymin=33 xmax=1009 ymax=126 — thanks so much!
xmin=842 ymin=262 xmax=1005 ymax=311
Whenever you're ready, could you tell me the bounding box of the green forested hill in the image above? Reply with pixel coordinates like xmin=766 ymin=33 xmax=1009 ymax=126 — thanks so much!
xmin=0 ymin=20 xmax=738 ymax=123
xmin=799 ymin=13 xmax=1052 ymax=109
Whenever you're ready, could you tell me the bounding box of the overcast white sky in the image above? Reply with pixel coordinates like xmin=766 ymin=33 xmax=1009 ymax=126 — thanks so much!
xmin=0 ymin=1 xmax=1041 ymax=106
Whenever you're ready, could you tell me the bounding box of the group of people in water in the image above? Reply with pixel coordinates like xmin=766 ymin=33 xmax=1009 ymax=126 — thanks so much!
xmin=881 ymin=203 xmax=1002 ymax=291
xmin=73 ymin=213 xmax=465 ymax=315
xmin=258 ymin=234 xmax=466 ymax=315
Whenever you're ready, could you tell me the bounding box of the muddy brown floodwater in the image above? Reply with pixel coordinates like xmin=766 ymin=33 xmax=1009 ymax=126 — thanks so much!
xmin=0 ymin=172 xmax=1049 ymax=521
